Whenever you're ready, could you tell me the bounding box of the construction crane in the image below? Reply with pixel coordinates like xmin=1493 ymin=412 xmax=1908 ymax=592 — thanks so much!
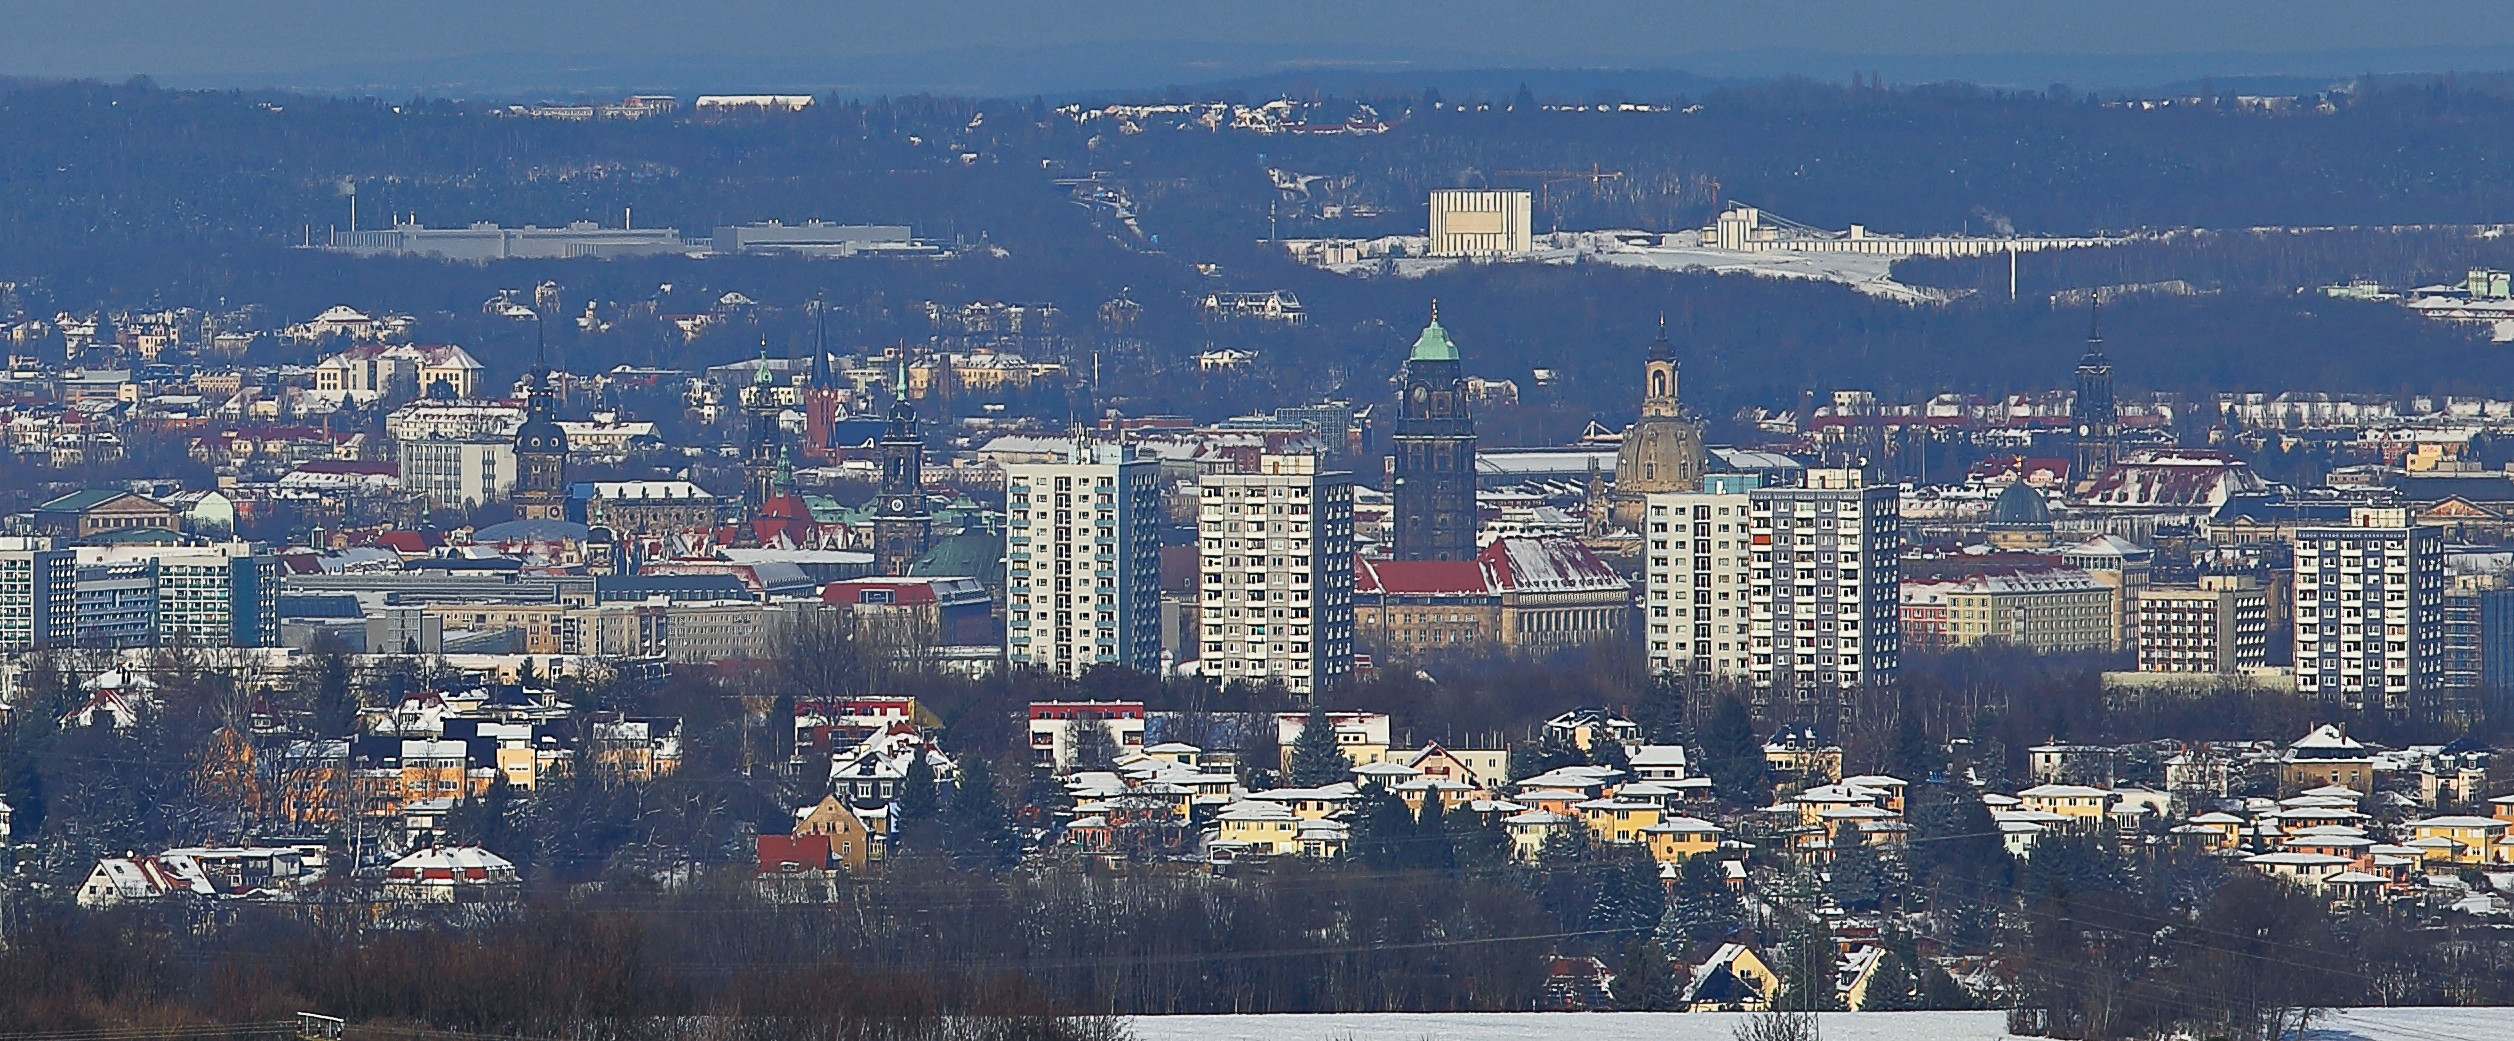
xmin=1491 ymin=164 xmax=1626 ymax=229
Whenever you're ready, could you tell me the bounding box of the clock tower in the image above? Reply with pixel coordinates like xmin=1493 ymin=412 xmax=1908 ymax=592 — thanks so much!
xmin=1391 ymin=302 xmax=1479 ymax=561
xmin=873 ymin=364 xmax=932 ymax=575
xmin=513 ymin=325 xmax=568 ymax=521
xmin=2071 ymin=301 xmax=2118 ymax=487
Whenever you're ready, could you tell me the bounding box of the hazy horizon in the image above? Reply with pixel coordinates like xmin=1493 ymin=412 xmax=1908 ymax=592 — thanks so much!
xmin=17 ymin=1 xmax=2514 ymax=98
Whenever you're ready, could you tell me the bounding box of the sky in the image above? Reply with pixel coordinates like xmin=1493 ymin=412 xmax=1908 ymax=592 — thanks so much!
xmin=12 ymin=1 xmax=2514 ymax=96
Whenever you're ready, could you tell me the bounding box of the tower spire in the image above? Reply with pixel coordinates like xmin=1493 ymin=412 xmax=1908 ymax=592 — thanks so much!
xmin=2087 ymin=296 xmax=2104 ymax=356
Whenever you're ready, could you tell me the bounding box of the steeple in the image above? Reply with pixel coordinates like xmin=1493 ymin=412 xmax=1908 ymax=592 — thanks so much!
xmin=1408 ymin=300 xmax=1460 ymax=362
xmin=511 ymin=312 xmax=568 ymax=521
xmin=1640 ymin=314 xmax=1681 ymax=418
xmin=874 ymin=351 xmax=932 ymax=575
xmin=742 ymin=338 xmax=783 ymax=515
xmin=1392 ymin=300 xmax=1477 ymax=562
xmin=2071 ymin=297 xmax=2119 ymax=485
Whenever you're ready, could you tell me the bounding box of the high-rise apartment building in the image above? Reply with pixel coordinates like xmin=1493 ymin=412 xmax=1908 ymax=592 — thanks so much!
xmin=1746 ymin=469 xmax=1901 ymax=700
xmin=2135 ymin=575 xmax=2269 ymax=675
xmin=2293 ymin=508 xmax=2445 ymax=713
xmin=1197 ymin=454 xmax=1356 ymax=697
xmin=72 ymin=543 xmax=281 ymax=648
xmin=1004 ymin=441 xmax=1163 ymax=676
xmin=1642 ymin=477 xmax=1756 ymax=677
xmin=0 ymin=537 xmax=75 ymax=652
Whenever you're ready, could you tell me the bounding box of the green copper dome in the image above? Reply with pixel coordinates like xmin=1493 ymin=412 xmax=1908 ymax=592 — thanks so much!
xmin=1409 ymin=307 xmax=1459 ymax=362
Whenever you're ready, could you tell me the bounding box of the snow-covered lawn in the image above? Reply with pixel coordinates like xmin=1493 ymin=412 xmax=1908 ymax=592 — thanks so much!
xmin=1129 ymin=1007 xmax=2512 ymax=1041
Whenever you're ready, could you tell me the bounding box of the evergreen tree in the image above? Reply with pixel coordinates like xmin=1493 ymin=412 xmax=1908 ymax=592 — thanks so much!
xmin=2022 ymin=826 xmax=2131 ymax=900
xmin=1889 ymin=697 xmax=1939 ymax=782
xmin=1697 ymin=693 xmax=1768 ymax=805
xmin=1826 ymin=822 xmax=1885 ymax=912
xmin=1630 ymin=674 xmax=1689 ymax=746
xmin=1909 ymin=779 xmax=2010 ymax=893
xmin=894 ymin=744 xmax=939 ymax=841
xmin=1411 ymin=792 xmax=1456 ymax=872
xmin=1611 ymin=938 xmax=1684 ymax=1011
xmin=1861 ymin=943 xmax=1926 ymax=1011
xmin=1587 ymin=736 xmax=1631 ymax=772
xmin=1772 ymin=915 xmax=1843 ymax=1012
xmin=1287 ymin=706 xmax=1354 ymax=788
xmin=943 ymin=757 xmax=1018 ymax=868
xmin=1656 ymin=853 xmax=1743 ymax=956
xmin=1061 ymin=716 xmax=1120 ymax=774
xmin=1351 ymin=787 xmax=1417 ymax=868
xmin=1455 ymin=809 xmax=1513 ymax=872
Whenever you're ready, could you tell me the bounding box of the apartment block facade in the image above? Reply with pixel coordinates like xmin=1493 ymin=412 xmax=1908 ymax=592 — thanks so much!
xmin=1747 ymin=469 xmax=1902 ymax=698
xmin=2293 ymin=510 xmax=2445 ymax=713
xmin=1197 ymin=454 xmax=1356 ymax=696
xmin=1005 ymin=441 xmax=1163 ymax=676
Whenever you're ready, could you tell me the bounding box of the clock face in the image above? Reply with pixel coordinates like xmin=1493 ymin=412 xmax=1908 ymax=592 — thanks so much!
xmin=889 ymin=498 xmax=906 ymax=511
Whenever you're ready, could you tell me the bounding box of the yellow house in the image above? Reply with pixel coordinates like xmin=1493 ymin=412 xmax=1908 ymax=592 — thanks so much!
xmin=2405 ymin=815 xmax=2509 ymax=865
xmin=1505 ymin=809 xmax=1580 ymax=860
xmin=1395 ymin=777 xmax=1479 ymax=814
xmin=1250 ymin=785 xmax=1360 ymax=820
xmin=2017 ymin=784 xmax=2116 ymax=824
xmin=2491 ymin=794 xmax=2514 ymax=825
xmin=1642 ymin=817 xmax=1724 ymax=864
xmin=1576 ymin=798 xmax=1664 ymax=844
xmin=1684 ymin=943 xmax=1778 ymax=1012
xmin=2179 ymin=811 xmax=2246 ymax=852
xmin=1216 ymin=800 xmax=1302 ymax=855
xmin=794 ymin=794 xmax=876 ymax=872
xmin=1837 ymin=775 xmax=1909 ymax=814
xmin=1790 ymin=783 xmax=1884 ymax=827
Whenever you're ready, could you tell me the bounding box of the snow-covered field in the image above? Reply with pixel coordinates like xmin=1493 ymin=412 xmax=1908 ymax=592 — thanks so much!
xmin=1128 ymin=1007 xmax=2512 ymax=1041
xmin=1318 ymin=232 xmax=1952 ymax=303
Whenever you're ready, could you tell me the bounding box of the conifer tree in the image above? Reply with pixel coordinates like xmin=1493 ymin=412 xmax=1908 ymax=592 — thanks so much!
xmin=895 ymin=744 xmax=939 ymax=839
xmin=1826 ymin=822 xmax=1885 ymax=912
xmin=1657 ymin=852 xmax=1743 ymax=956
xmin=943 ymin=757 xmax=1017 ymax=867
xmin=1611 ymin=938 xmax=1684 ymax=1010
xmin=1697 ymin=693 xmax=1768 ymax=805
xmin=1351 ymin=787 xmax=1416 ymax=868
xmin=1287 ymin=706 xmax=1354 ymax=788
xmin=1630 ymin=674 xmax=1689 ymax=746
xmin=1412 ymin=792 xmax=1456 ymax=871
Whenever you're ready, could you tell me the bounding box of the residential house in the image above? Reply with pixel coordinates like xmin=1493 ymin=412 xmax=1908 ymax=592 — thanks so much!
xmin=2281 ymin=724 xmax=2376 ymax=794
xmin=1642 ymin=817 xmax=1724 ymax=865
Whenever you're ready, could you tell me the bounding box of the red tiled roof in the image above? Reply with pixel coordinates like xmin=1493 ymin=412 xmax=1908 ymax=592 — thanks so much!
xmin=296 ymin=459 xmax=399 ymax=476
xmin=1355 ymin=557 xmax=1490 ymax=596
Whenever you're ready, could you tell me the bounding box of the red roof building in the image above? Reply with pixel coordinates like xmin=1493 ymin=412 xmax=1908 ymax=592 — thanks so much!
xmin=1356 ymin=536 xmax=1630 ymax=661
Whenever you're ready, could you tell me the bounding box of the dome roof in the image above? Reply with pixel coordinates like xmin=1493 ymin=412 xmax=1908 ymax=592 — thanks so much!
xmin=1988 ymin=480 xmax=2052 ymax=528
xmin=1409 ymin=307 xmax=1458 ymax=362
xmin=516 ymin=415 xmax=567 ymax=453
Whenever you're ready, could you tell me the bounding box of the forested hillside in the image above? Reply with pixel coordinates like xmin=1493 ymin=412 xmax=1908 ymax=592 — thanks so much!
xmin=10 ymin=75 xmax=2514 ymax=424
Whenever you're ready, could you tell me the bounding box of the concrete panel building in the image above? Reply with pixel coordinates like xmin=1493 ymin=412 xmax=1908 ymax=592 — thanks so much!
xmin=1197 ymin=454 xmax=1356 ymax=697
xmin=1004 ymin=441 xmax=1164 ymax=676
xmin=2136 ymin=576 xmax=2270 ymax=675
xmin=1643 ymin=481 xmax=1756 ymax=677
xmin=2293 ymin=509 xmax=2446 ymax=714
